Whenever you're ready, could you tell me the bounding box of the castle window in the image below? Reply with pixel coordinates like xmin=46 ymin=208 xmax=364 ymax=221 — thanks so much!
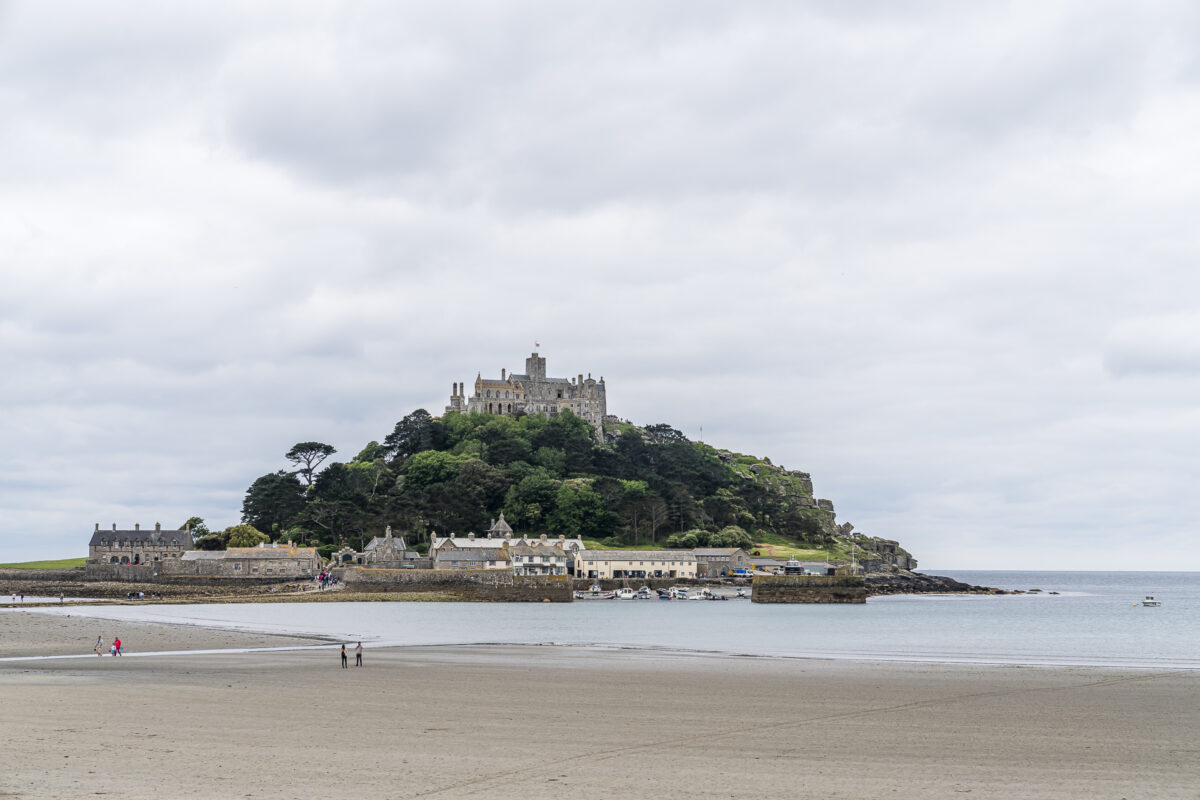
xmin=100 ymin=539 xmax=107 ymax=546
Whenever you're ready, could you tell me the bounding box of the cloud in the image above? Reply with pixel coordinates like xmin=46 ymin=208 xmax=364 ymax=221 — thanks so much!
xmin=2 ymin=1 xmax=1200 ymax=568
xmin=1104 ymin=314 xmax=1200 ymax=376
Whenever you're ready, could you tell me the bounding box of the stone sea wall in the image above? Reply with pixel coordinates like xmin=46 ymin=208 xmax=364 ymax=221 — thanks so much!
xmin=751 ymin=574 xmax=867 ymax=604
xmin=337 ymin=567 xmax=573 ymax=602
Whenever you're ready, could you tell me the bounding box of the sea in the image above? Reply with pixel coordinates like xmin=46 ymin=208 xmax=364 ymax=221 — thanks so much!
xmin=18 ymin=571 xmax=1200 ymax=669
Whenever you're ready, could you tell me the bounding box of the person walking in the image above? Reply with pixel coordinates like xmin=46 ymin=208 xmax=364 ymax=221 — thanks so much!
xmin=355 ymin=642 xmax=362 ymax=667
xmin=94 ymin=635 xmax=103 ymax=656
xmin=113 ymin=636 xmax=122 ymax=656
xmin=340 ymin=644 xmax=348 ymax=668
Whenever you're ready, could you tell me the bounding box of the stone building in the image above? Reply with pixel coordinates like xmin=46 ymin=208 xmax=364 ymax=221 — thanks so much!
xmin=445 ymin=351 xmax=607 ymax=434
xmin=175 ymin=542 xmax=323 ymax=578
xmin=88 ymin=523 xmax=193 ymax=565
xmin=507 ymin=545 xmax=569 ymax=576
xmin=693 ymin=548 xmax=752 ymax=578
xmin=331 ymin=526 xmax=426 ymax=567
xmin=433 ymin=547 xmax=511 ymax=571
xmin=575 ymin=550 xmax=697 ymax=580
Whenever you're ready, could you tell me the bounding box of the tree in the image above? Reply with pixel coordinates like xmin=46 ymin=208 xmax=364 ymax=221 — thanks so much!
xmin=286 ymin=442 xmax=337 ymax=487
xmin=645 ymin=498 xmax=669 ymax=543
xmin=179 ymin=517 xmax=210 ymax=539
xmin=225 ymin=524 xmax=269 ymax=548
xmin=242 ymin=471 xmax=307 ymax=536
xmin=383 ymin=409 xmax=442 ymax=463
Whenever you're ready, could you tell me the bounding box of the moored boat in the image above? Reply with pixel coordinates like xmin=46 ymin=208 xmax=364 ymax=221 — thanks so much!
xmin=1140 ymin=596 xmax=1162 ymax=607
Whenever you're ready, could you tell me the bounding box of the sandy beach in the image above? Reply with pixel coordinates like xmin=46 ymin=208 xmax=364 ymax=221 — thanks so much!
xmin=1 ymin=610 xmax=1197 ymax=799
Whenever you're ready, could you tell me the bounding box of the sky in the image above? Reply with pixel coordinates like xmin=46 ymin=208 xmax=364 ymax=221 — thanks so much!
xmin=2 ymin=1 xmax=1199 ymax=570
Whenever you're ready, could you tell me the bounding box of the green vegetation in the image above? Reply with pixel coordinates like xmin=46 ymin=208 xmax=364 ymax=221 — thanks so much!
xmin=0 ymin=558 xmax=87 ymax=569
xmin=239 ymin=409 xmax=840 ymax=552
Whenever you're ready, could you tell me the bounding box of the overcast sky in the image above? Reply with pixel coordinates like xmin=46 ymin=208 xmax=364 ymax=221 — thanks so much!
xmin=2 ymin=1 xmax=1198 ymax=569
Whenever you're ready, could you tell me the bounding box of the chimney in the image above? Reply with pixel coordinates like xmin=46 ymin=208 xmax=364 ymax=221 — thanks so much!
xmin=468 ymin=532 xmax=475 ymax=540
xmin=112 ymin=523 xmax=117 ymax=531
xmin=501 ymin=368 xmax=506 ymax=380
xmin=135 ymin=523 xmax=140 ymax=531
xmin=155 ymin=522 xmax=161 ymax=531
xmin=94 ymin=523 xmax=99 ymax=532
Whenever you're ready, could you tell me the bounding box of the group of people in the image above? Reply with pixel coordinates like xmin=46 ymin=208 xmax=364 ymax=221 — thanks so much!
xmin=340 ymin=642 xmax=363 ymax=668
xmin=94 ymin=635 xmax=122 ymax=656
xmin=316 ymin=570 xmax=339 ymax=590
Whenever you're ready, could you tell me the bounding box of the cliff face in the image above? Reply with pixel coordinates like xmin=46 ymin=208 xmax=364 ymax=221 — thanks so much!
xmin=710 ymin=448 xmax=918 ymax=574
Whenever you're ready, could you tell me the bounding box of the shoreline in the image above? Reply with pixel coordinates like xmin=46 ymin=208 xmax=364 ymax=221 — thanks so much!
xmin=6 ymin=604 xmax=1198 ymax=672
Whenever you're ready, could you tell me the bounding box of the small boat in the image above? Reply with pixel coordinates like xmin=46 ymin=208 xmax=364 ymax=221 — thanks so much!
xmin=614 ymin=588 xmax=636 ymax=600
xmin=735 ymin=588 xmax=748 ymax=599
xmin=574 ymin=584 xmax=615 ymax=600
xmin=635 ymin=586 xmax=654 ymax=600
xmin=668 ymin=586 xmax=690 ymax=600
xmin=1139 ymin=596 xmax=1162 ymax=607
xmin=783 ymin=558 xmax=804 ymax=575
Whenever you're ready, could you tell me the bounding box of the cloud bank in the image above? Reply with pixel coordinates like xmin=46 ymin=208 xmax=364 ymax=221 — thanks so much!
xmin=2 ymin=1 xmax=1199 ymax=569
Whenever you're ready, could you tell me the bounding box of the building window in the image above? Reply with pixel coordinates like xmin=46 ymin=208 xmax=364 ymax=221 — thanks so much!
xmin=234 ymin=564 xmax=242 ymax=571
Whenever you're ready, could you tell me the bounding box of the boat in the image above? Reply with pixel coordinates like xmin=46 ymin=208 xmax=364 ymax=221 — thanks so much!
xmin=635 ymin=586 xmax=654 ymax=599
xmin=735 ymin=588 xmax=748 ymax=599
xmin=574 ymin=584 xmax=615 ymax=600
xmin=668 ymin=586 xmax=690 ymax=600
xmin=614 ymin=587 xmax=636 ymax=600
xmin=1139 ymin=596 xmax=1162 ymax=607
xmin=783 ymin=558 xmax=804 ymax=575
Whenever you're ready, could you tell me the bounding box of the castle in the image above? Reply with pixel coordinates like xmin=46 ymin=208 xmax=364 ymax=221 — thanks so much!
xmin=445 ymin=351 xmax=607 ymax=433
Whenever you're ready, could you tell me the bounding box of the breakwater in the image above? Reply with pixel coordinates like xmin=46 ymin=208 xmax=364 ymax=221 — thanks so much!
xmin=751 ymin=574 xmax=867 ymax=603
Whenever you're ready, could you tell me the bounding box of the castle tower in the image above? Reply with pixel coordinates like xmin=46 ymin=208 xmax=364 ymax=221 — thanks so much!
xmin=525 ymin=352 xmax=546 ymax=382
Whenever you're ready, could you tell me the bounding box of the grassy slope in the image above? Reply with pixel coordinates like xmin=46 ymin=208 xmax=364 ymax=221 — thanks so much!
xmin=0 ymin=558 xmax=87 ymax=569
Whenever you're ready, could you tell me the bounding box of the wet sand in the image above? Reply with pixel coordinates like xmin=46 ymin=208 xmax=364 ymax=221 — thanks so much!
xmin=1 ymin=611 xmax=1197 ymax=799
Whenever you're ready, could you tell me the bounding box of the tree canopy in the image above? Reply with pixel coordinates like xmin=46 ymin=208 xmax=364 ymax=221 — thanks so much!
xmin=237 ymin=410 xmax=831 ymax=550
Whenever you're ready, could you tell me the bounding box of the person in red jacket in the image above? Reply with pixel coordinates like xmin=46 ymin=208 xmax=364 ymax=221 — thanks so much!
xmin=113 ymin=637 xmax=122 ymax=656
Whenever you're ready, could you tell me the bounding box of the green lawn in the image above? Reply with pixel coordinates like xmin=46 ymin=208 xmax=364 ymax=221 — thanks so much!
xmin=0 ymin=557 xmax=87 ymax=569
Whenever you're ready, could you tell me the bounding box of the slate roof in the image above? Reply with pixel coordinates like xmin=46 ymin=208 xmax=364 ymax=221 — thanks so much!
xmin=576 ymin=550 xmax=696 ymax=562
xmin=89 ymin=529 xmax=192 ymax=549
xmin=364 ymin=536 xmax=406 ymax=552
xmin=507 ymin=545 xmax=566 ymax=558
xmin=693 ymin=548 xmax=745 ymax=556
xmin=180 ymin=551 xmax=225 ymax=561
xmin=435 ymin=548 xmax=509 ymax=562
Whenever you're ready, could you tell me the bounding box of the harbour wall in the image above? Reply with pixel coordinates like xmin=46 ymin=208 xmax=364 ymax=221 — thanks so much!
xmin=751 ymin=575 xmax=867 ymax=604
xmin=336 ymin=567 xmax=573 ymax=603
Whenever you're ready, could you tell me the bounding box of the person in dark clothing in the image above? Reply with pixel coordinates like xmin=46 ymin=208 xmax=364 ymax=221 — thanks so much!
xmin=340 ymin=644 xmax=348 ymax=668
xmin=355 ymin=642 xmax=362 ymax=666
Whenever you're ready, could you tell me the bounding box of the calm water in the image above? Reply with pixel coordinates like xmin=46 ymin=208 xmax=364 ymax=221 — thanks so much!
xmin=23 ymin=571 xmax=1200 ymax=669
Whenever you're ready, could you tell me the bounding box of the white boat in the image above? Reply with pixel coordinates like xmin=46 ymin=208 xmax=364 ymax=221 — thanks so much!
xmin=614 ymin=588 xmax=636 ymax=600
xmin=668 ymin=586 xmax=690 ymax=600
xmin=635 ymin=586 xmax=654 ymax=599
xmin=1140 ymin=596 xmax=1162 ymax=607
xmin=574 ymin=584 xmax=615 ymax=600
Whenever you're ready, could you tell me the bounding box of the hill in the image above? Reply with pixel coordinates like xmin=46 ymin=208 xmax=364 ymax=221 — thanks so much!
xmin=234 ymin=409 xmax=916 ymax=571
